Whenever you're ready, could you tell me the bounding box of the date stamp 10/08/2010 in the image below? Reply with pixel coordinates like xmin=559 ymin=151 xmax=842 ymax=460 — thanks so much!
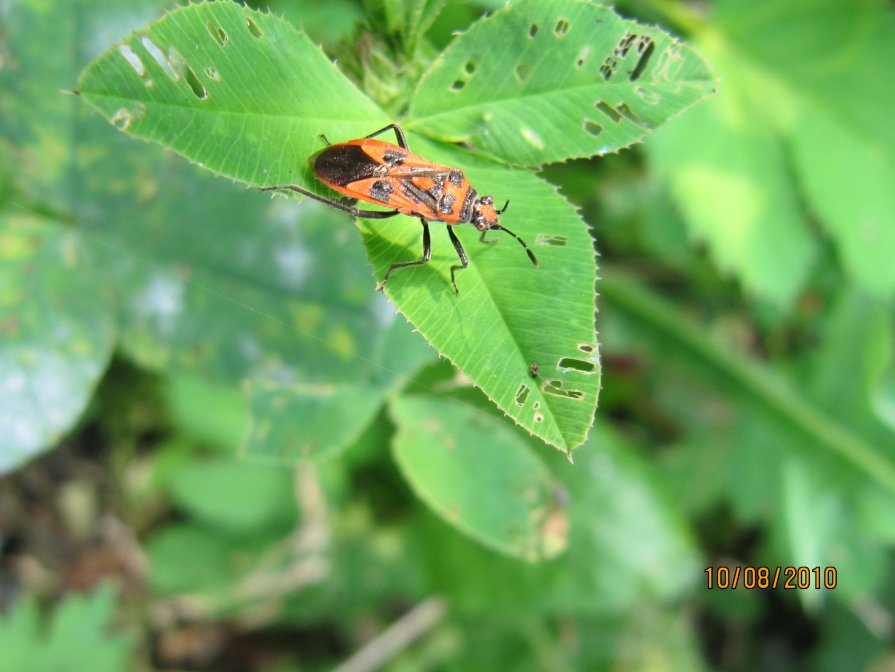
xmin=705 ymin=566 xmax=838 ymax=590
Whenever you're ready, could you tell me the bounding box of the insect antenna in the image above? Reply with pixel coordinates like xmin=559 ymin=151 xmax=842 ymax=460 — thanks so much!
xmin=490 ymin=224 xmax=539 ymax=267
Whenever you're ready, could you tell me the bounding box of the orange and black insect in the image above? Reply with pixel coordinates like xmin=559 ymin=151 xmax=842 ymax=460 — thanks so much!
xmin=261 ymin=124 xmax=538 ymax=294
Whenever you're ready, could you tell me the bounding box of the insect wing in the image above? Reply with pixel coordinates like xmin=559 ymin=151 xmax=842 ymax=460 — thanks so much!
xmin=343 ymin=175 xmax=442 ymax=219
xmin=346 ymin=138 xmax=446 ymax=172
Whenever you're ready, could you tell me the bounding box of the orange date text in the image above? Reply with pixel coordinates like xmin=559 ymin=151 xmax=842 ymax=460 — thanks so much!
xmin=705 ymin=566 xmax=837 ymax=590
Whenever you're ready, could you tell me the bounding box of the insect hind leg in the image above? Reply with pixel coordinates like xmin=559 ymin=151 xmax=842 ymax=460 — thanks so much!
xmin=259 ymin=185 xmax=400 ymax=219
xmin=364 ymin=123 xmax=409 ymax=150
xmin=378 ymin=220 xmax=431 ymax=291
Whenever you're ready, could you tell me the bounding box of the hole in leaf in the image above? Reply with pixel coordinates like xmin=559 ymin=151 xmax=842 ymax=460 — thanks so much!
xmin=521 ymin=127 xmax=544 ymax=149
xmin=183 ymin=64 xmax=207 ymax=99
xmin=110 ymin=107 xmax=134 ymax=131
xmin=576 ymin=46 xmax=590 ymax=67
xmin=534 ymin=413 xmax=544 ymax=423
xmin=206 ymin=21 xmax=229 ymax=47
xmin=629 ymin=39 xmax=655 ymax=80
xmin=599 ymin=61 xmax=615 ymax=81
xmin=595 ymin=101 xmax=622 ymax=123
xmin=204 ymin=66 xmax=221 ymax=81
xmin=165 ymin=46 xmax=207 ymax=99
xmin=578 ymin=343 xmax=594 ymax=353
xmin=618 ymin=102 xmax=650 ymax=128
xmin=246 ymin=16 xmax=263 ymax=38
xmin=464 ymin=59 xmax=477 ymax=75
xmin=118 ymin=44 xmax=145 ymax=77
xmin=533 ymin=401 xmax=540 ymax=410
xmin=141 ymin=36 xmax=178 ymax=81
xmin=450 ymin=79 xmax=466 ymax=92
xmin=515 ymin=63 xmax=531 ymax=83
xmin=635 ymin=86 xmax=661 ymax=105
xmin=558 ymin=357 xmax=596 ymax=373
xmin=529 ymin=23 xmax=539 ymax=38
xmin=616 ymin=32 xmax=637 ymax=57
xmin=584 ymin=119 xmax=602 ymax=136
xmin=110 ymin=103 xmax=143 ymax=130
xmin=543 ymin=380 xmax=585 ymax=400
xmin=554 ymin=19 xmax=570 ymax=37
xmin=535 ymin=234 xmax=567 ymax=247
xmin=515 ymin=384 xmax=530 ymax=407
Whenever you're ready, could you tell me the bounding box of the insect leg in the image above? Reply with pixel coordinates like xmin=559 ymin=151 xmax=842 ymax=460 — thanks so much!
xmin=478 ymin=230 xmax=498 ymax=246
xmin=364 ymin=124 xmax=409 ymax=150
xmin=260 ymin=185 xmax=400 ymax=219
xmin=447 ymin=226 xmax=469 ymax=295
xmin=377 ymin=220 xmax=431 ymax=292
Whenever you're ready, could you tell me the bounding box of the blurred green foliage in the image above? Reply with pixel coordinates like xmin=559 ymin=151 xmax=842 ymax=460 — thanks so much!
xmin=0 ymin=0 xmax=893 ymax=670
xmin=0 ymin=584 xmax=132 ymax=672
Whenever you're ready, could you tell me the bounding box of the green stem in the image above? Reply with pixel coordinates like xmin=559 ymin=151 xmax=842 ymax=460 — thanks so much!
xmin=599 ymin=272 xmax=895 ymax=495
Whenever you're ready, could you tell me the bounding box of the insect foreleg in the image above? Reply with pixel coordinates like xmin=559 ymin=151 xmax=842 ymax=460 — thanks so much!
xmin=364 ymin=124 xmax=410 ymax=150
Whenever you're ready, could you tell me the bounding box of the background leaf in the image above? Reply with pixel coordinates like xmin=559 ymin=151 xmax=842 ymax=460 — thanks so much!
xmin=0 ymin=217 xmax=115 ymax=472
xmin=646 ymin=0 xmax=895 ymax=306
xmin=791 ymin=105 xmax=895 ymax=298
xmin=243 ymin=302 xmax=436 ymax=462
xmin=245 ymin=383 xmax=385 ymax=461
xmin=390 ymin=394 xmax=565 ymax=560
xmin=410 ymin=425 xmax=699 ymax=613
xmin=645 ymin=46 xmax=817 ymax=308
xmin=162 ymin=458 xmax=297 ymax=532
xmin=600 ymin=274 xmax=895 ymax=498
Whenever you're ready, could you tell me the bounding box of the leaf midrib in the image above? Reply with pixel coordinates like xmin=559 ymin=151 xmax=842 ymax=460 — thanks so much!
xmin=80 ymin=89 xmax=387 ymax=123
xmin=409 ymin=75 xmax=716 ymax=124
